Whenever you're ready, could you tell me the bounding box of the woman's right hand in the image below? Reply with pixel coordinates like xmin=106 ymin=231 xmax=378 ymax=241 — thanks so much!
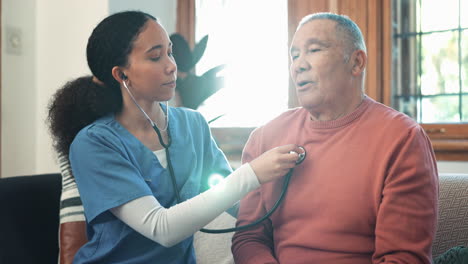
xmin=249 ymin=144 xmax=302 ymax=184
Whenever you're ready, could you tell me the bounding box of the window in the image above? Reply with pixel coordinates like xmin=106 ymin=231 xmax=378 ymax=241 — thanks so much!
xmin=392 ymin=0 xmax=468 ymax=160
xmin=393 ymin=0 xmax=467 ymax=122
xmin=194 ymin=0 xmax=289 ymax=128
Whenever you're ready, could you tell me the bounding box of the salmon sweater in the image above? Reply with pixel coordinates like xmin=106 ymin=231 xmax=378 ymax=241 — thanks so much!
xmin=232 ymin=97 xmax=438 ymax=264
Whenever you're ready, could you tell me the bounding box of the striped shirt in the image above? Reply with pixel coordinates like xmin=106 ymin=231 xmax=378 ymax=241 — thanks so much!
xmin=58 ymin=154 xmax=85 ymax=223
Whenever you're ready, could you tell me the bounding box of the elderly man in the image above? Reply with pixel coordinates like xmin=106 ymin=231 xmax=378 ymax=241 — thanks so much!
xmin=232 ymin=13 xmax=438 ymax=264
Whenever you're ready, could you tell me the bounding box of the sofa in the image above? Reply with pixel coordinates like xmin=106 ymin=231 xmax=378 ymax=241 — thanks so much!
xmin=0 ymin=173 xmax=467 ymax=263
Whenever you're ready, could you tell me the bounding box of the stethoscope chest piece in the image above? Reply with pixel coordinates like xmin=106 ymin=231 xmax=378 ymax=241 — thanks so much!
xmin=296 ymin=146 xmax=306 ymax=165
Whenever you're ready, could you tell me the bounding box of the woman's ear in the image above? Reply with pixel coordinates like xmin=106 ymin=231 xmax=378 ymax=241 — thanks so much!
xmin=111 ymin=66 xmax=127 ymax=83
xmin=351 ymin=50 xmax=367 ymax=76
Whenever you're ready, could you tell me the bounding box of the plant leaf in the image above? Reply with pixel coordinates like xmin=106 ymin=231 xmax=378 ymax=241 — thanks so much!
xmin=170 ymin=33 xmax=193 ymax=72
xmin=192 ymin=35 xmax=208 ymax=67
xmin=176 ymin=73 xmax=225 ymax=110
xmin=199 ymin=75 xmax=224 ymax=105
xmin=208 ymin=114 xmax=225 ymax=124
xmin=201 ymin=64 xmax=225 ymax=78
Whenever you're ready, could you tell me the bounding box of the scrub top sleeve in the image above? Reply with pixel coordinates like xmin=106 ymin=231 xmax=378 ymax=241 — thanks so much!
xmin=69 ymin=126 xmax=153 ymax=223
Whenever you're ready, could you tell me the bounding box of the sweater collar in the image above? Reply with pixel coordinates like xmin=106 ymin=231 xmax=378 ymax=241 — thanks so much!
xmin=306 ymin=96 xmax=372 ymax=129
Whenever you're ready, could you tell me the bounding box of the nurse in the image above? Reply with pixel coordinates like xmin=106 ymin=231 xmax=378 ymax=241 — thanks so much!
xmin=47 ymin=10 xmax=300 ymax=263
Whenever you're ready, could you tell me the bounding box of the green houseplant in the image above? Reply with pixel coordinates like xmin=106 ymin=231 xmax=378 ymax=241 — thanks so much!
xmin=170 ymin=33 xmax=225 ymax=117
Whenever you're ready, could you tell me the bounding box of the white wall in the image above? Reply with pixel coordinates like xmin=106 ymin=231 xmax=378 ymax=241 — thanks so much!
xmin=2 ymin=0 xmax=38 ymax=177
xmin=438 ymin=161 xmax=468 ymax=174
xmin=34 ymin=1 xmax=109 ymax=176
xmin=1 ymin=0 xmax=176 ymax=177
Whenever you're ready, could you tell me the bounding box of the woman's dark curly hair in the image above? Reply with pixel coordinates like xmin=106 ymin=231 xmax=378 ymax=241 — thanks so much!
xmin=47 ymin=11 xmax=156 ymax=156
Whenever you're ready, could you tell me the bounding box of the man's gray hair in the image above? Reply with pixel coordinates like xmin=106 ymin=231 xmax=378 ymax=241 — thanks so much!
xmin=298 ymin=12 xmax=367 ymax=60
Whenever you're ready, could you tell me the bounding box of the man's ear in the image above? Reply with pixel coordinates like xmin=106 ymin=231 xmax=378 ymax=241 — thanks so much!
xmin=111 ymin=66 xmax=127 ymax=83
xmin=351 ymin=50 xmax=367 ymax=76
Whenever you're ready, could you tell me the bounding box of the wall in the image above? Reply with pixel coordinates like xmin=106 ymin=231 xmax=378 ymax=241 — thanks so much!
xmin=2 ymin=0 xmax=38 ymax=177
xmin=109 ymin=0 xmax=176 ymax=33
xmin=34 ymin=1 xmax=109 ymax=176
xmin=438 ymin=161 xmax=468 ymax=174
xmin=1 ymin=0 xmax=176 ymax=177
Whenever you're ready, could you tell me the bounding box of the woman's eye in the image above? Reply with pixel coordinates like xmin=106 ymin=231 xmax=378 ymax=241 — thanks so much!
xmin=291 ymin=54 xmax=299 ymax=61
xmin=309 ymin=48 xmax=320 ymax=53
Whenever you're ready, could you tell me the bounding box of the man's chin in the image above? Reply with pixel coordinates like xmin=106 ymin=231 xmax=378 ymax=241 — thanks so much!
xmin=298 ymin=97 xmax=322 ymax=110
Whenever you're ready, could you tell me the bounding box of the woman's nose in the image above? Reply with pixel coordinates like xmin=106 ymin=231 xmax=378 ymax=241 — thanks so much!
xmin=166 ymin=56 xmax=177 ymax=74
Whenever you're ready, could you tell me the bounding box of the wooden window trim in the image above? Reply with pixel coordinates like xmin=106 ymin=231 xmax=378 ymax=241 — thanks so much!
xmin=420 ymin=124 xmax=468 ymax=161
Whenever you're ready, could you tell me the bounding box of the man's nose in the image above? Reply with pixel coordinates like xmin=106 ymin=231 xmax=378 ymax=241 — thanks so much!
xmin=293 ymin=56 xmax=310 ymax=74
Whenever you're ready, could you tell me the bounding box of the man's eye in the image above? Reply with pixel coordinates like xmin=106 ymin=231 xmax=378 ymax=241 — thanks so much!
xmin=309 ymin=48 xmax=320 ymax=53
xmin=150 ymin=57 xmax=161 ymax=61
xmin=291 ymin=55 xmax=299 ymax=61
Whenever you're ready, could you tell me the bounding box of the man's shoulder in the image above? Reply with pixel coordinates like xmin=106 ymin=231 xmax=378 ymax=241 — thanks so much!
xmin=365 ymin=99 xmax=421 ymax=135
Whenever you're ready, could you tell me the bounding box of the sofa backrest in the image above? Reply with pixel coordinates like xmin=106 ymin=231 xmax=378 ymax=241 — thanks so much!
xmin=432 ymin=173 xmax=468 ymax=258
xmin=0 ymin=174 xmax=61 ymax=264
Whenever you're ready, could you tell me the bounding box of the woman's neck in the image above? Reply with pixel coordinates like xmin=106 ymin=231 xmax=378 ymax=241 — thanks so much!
xmin=117 ymin=99 xmax=166 ymax=132
xmin=116 ymin=100 xmax=169 ymax=151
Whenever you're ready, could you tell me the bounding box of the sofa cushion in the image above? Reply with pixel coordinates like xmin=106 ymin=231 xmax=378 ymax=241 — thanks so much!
xmin=194 ymin=212 xmax=236 ymax=264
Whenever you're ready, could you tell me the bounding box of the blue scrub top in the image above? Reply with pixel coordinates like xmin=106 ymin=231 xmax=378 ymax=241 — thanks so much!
xmin=69 ymin=106 xmax=232 ymax=264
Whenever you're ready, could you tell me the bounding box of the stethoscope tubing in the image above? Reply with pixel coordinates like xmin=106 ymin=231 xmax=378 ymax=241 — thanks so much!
xmin=155 ymin=120 xmax=305 ymax=234
xmin=200 ymin=147 xmax=305 ymax=233
xmin=200 ymin=167 xmax=295 ymax=233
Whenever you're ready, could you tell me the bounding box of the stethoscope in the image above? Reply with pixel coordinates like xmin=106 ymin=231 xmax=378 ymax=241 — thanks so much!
xmin=123 ymin=80 xmax=307 ymax=234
